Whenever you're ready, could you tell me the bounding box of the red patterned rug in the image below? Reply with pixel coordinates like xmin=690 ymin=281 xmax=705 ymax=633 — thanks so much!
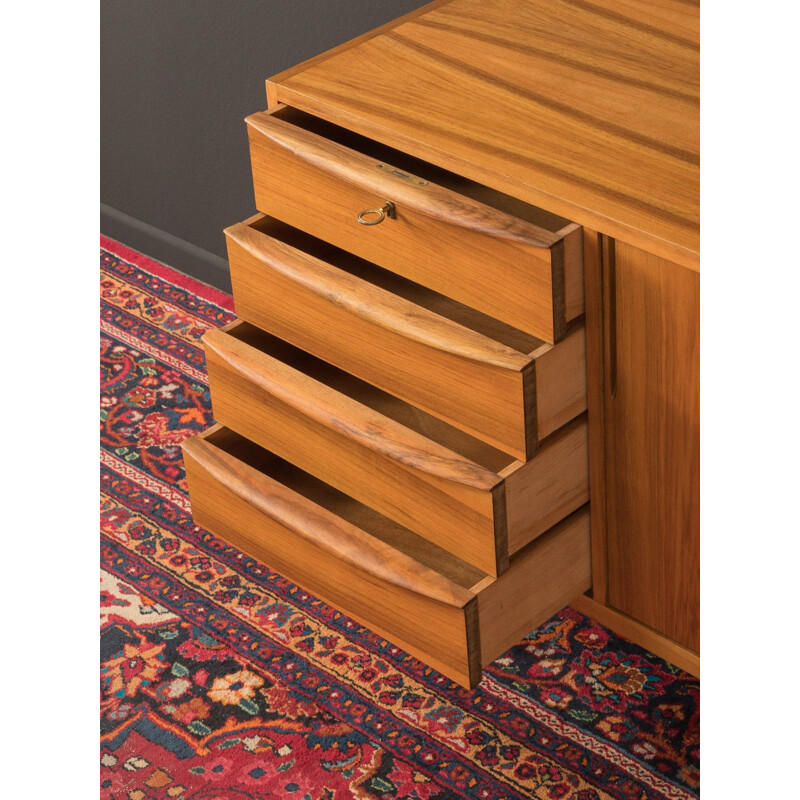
xmin=100 ymin=236 xmax=700 ymax=800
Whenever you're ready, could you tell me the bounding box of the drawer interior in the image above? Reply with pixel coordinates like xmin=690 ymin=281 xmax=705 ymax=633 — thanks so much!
xmin=271 ymin=106 xmax=573 ymax=236
xmin=226 ymin=322 xmax=517 ymax=475
xmin=248 ymin=215 xmax=544 ymax=355
xmin=202 ymin=425 xmax=487 ymax=590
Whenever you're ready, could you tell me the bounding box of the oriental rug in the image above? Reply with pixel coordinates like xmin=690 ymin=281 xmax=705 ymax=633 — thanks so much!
xmin=100 ymin=236 xmax=700 ymax=800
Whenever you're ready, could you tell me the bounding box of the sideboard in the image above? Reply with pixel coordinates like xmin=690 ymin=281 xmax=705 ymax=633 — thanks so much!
xmin=183 ymin=0 xmax=699 ymax=685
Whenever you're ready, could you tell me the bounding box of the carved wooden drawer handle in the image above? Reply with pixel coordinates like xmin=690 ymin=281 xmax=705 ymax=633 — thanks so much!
xmin=247 ymin=113 xmax=559 ymax=247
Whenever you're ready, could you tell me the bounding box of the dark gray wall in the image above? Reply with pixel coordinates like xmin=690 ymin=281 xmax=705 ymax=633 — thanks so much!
xmin=101 ymin=0 xmax=428 ymax=289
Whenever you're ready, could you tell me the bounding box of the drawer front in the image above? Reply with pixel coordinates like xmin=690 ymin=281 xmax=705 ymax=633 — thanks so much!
xmin=246 ymin=108 xmax=583 ymax=343
xmin=227 ymin=215 xmax=587 ymax=461
xmin=182 ymin=426 xmax=483 ymax=688
xmin=203 ymin=321 xmax=590 ymax=576
xmin=182 ymin=426 xmax=592 ymax=688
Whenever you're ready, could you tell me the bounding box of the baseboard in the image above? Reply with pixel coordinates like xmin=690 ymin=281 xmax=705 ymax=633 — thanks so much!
xmin=100 ymin=204 xmax=232 ymax=293
xmin=570 ymin=594 xmax=700 ymax=677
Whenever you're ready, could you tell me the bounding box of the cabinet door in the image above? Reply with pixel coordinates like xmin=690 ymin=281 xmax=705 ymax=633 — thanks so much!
xmin=603 ymin=240 xmax=699 ymax=652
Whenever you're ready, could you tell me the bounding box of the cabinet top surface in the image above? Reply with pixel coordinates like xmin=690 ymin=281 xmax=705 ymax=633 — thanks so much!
xmin=269 ymin=0 xmax=699 ymax=270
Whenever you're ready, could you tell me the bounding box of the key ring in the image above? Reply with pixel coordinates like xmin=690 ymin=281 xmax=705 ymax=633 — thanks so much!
xmin=357 ymin=200 xmax=396 ymax=225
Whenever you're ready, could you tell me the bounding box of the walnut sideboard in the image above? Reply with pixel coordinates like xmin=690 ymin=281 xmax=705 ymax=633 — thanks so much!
xmin=183 ymin=0 xmax=700 ymax=686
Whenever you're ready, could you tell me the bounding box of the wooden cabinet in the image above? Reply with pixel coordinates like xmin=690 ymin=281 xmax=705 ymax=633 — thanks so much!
xmin=605 ymin=243 xmax=699 ymax=653
xmin=579 ymin=237 xmax=699 ymax=664
xmin=184 ymin=0 xmax=700 ymax=683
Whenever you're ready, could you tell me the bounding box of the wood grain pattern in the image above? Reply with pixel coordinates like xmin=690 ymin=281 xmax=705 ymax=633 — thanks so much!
xmin=226 ymin=214 xmax=586 ymax=459
xmin=246 ymin=107 xmax=582 ymax=342
xmin=250 ymin=112 xmax=558 ymax=247
xmin=582 ymin=228 xmax=609 ymax=605
xmin=530 ymin=322 xmax=587 ymax=442
xmin=603 ymin=241 xmax=699 ymax=652
xmin=266 ymin=0 xmax=455 ymax=108
xmin=561 ymin=223 xmax=585 ymax=322
xmin=182 ymin=0 xmax=702 ymax=682
xmin=184 ymin=426 xmax=481 ymax=604
xmin=571 ymin=594 xmax=699 ymax=677
xmin=479 ymin=506 xmax=591 ymax=665
xmin=203 ymin=321 xmax=589 ymax=576
xmin=182 ymin=425 xmax=483 ymax=687
xmin=269 ymin=0 xmax=699 ymax=269
xmin=204 ymin=321 xmax=506 ymax=578
xmin=499 ymin=417 xmax=589 ymax=556
xmin=183 ymin=426 xmax=592 ymax=687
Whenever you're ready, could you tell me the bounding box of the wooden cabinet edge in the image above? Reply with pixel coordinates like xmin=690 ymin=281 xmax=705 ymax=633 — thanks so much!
xmin=264 ymin=0 xmax=455 ymax=108
xmin=582 ymin=228 xmax=609 ymax=604
xmin=571 ymin=595 xmax=699 ymax=678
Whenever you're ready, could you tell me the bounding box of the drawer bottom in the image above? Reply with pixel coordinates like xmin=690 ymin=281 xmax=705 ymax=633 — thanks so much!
xmin=183 ymin=425 xmax=591 ymax=688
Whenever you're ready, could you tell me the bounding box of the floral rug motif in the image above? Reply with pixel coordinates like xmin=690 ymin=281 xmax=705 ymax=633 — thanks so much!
xmin=100 ymin=236 xmax=700 ymax=799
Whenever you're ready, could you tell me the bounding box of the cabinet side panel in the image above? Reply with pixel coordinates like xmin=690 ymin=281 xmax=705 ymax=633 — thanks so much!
xmin=605 ymin=241 xmax=699 ymax=652
xmin=478 ymin=507 xmax=591 ymax=666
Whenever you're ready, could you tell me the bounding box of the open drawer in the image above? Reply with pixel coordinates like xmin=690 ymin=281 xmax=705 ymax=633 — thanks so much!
xmin=226 ymin=214 xmax=586 ymax=461
xmin=182 ymin=425 xmax=591 ymax=689
xmin=203 ymin=320 xmax=589 ymax=577
xmin=246 ymin=106 xmax=583 ymax=343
